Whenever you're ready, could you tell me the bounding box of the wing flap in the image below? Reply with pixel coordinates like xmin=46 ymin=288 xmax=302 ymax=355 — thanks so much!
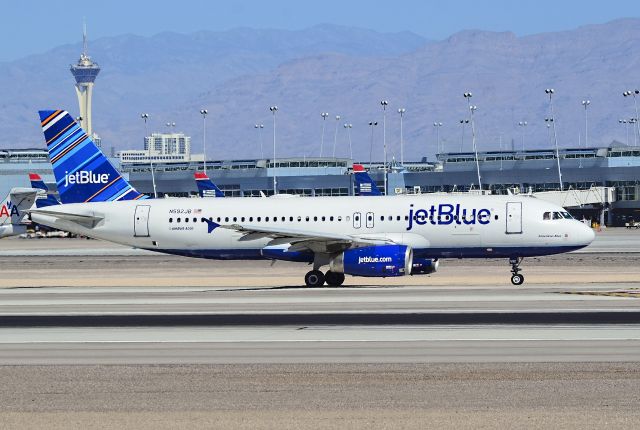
xmin=221 ymin=223 xmax=391 ymax=254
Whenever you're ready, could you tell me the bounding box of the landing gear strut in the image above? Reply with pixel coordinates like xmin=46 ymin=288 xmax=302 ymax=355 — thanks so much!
xmin=509 ymin=257 xmax=524 ymax=285
xmin=304 ymin=270 xmax=325 ymax=288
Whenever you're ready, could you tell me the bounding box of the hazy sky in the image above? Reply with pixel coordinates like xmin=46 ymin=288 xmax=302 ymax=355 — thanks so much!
xmin=1 ymin=0 xmax=638 ymax=62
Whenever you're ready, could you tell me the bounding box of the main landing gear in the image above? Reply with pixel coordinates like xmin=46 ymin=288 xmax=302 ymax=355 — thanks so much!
xmin=304 ymin=270 xmax=345 ymax=287
xmin=509 ymin=257 xmax=524 ymax=285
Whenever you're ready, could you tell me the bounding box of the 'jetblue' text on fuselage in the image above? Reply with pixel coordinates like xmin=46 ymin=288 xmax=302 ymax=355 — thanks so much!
xmin=407 ymin=204 xmax=491 ymax=231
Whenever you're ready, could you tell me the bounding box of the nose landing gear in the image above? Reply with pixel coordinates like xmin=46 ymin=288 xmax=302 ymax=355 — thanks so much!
xmin=509 ymin=257 xmax=524 ymax=285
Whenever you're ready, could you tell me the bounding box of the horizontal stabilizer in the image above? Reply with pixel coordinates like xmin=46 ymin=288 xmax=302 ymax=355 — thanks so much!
xmin=28 ymin=208 xmax=104 ymax=223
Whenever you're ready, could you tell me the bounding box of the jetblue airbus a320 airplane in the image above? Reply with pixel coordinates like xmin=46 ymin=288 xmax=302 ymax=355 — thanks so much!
xmin=30 ymin=110 xmax=595 ymax=286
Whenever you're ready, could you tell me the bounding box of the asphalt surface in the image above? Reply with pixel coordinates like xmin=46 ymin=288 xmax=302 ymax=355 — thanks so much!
xmin=1 ymin=232 xmax=639 ymax=428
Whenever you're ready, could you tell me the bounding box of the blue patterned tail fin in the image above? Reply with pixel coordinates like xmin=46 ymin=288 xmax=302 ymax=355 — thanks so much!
xmin=29 ymin=173 xmax=60 ymax=208
xmin=194 ymin=171 xmax=225 ymax=197
xmin=38 ymin=110 xmax=147 ymax=204
xmin=353 ymin=164 xmax=381 ymax=196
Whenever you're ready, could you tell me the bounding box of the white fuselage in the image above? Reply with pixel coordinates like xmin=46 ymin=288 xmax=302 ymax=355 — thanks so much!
xmin=31 ymin=194 xmax=595 ymax=260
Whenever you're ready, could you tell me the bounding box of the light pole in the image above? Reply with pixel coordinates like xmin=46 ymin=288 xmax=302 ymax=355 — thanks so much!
xmin=620 ymin=119 xmax=630 ymax=144
xmin=320 ymin=112 xmax=329 ymax=157
xmin=544 ymin=117 xmax=554 ymax=146
xmin=332 ymin=115 xmax=341 ymax=157
xmin=581 ymin=100 xmax=590 ymax=148
xmin=433 ymin=122 xmax=443 ymax=154
xmin=631 ymin=118 xmax=639 ymax=146
xmin=368 ymin=121 xmax=378 ymax=165
xmin=459 ymin=119 xmax=469 ymax=152
xmin=517 ymin=121 xmax=528 ymax=151
xmin=254 ymin=124 xmax=264 ymax=158
xmin=464 ymin=92 xmax=482 ymax=190
xmin=545 ymin=88 xmax=563 ymax=191
xmin=343 ymin=123 xmax=353 ymax=159
xmin=269 ymin=106 xmax=278 ymax=194
xmin=140 ymin=113 xmax=157 ymax=198
xmin=380 ymin=100 xmax=389 ymax=195
xmin=398 ymin=108 xmax=406 ymax=165
xmin=200 ymin=109 xmax=208 ymax=173
xmin=623 ymin=90 xmax=640 ymax=145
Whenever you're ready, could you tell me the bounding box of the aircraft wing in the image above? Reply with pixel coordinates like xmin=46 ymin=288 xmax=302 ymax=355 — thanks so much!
xmin=218 ymin=223 xmax=393 ymax=254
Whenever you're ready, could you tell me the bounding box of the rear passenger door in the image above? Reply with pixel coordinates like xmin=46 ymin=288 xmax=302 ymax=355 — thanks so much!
xmin=506 ymin=202 xmax=522 ymax=234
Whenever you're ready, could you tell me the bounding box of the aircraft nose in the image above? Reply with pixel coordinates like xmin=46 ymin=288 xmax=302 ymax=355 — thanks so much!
xmin=576 ymin=222 xmax=595 ymax=246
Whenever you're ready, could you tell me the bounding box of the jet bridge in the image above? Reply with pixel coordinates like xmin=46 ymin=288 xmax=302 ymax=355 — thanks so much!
xmin=532 ymin=186 xmax=615 ymax=226
xmin=532 ymin=187 xmax=615 ymax=209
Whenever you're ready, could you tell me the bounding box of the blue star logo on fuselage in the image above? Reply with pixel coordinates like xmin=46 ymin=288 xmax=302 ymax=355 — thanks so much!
xmin=201 ymin=217 xmax=220 ymax=234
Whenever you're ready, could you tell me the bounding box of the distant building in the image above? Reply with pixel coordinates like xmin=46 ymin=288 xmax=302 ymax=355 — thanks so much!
xmin=117 ymin=132 xmax=203 ymax=163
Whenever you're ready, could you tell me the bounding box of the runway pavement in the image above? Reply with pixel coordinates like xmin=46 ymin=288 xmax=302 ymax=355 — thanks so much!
xmin=1 ymin=233 xmax=639 ymax=428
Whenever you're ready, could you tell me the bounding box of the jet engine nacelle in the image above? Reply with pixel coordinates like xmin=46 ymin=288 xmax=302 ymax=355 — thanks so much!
xmin=330 ymin=245 xmax=413 ymax=277
xmin=411 ymin=258 xmax=439 ymax=275
xmin=0 ymin=224 xmax=26 ymax=239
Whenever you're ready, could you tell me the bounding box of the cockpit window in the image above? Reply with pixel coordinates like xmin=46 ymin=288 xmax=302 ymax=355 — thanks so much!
xmin=561 ymin=211 xmax=573 ymax=219
xmin=543 ymin=212 xmax=551 ymax=220
xmin=553 ymin=212 xmax=563 ymax=220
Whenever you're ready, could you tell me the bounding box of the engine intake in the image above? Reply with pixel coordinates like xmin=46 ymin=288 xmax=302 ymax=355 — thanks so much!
xmin=330 ymin=245 xmax=413 ymax=277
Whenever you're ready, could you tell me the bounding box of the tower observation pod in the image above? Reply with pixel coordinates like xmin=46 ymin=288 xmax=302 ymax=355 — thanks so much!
xmin=70 ymin=24 xmax=100 ymax=138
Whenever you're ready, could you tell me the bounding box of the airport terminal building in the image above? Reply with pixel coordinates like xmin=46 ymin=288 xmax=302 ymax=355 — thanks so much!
xmin=2 ymin=144 xmax=640 ymax=226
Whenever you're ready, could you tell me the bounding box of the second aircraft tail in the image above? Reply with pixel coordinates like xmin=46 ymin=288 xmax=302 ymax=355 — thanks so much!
xmin=195 ymin=171 xmax=225 ymax=197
